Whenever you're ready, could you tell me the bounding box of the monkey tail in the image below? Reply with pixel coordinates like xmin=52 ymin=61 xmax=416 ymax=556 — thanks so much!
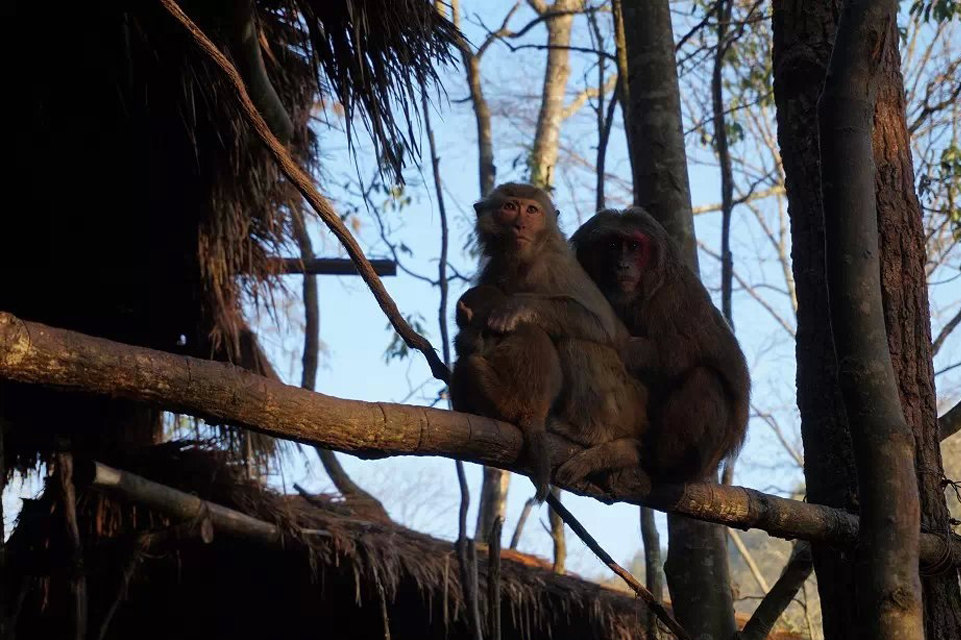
xmin=525 ymin=429 xmax=552 ymax=502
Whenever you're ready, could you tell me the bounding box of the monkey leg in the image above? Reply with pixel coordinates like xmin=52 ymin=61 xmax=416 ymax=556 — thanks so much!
xmin=461 ymin=327 xmax=562 ymax=500
xmin=646 ymin=366 xmax=731 ymax=482
xmin=554 ymin=438 xmax=644 ymax=487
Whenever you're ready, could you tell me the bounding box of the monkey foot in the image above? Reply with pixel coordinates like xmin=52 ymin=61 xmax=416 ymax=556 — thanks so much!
xmin=554 ymin=455 xmax=594 ymax=487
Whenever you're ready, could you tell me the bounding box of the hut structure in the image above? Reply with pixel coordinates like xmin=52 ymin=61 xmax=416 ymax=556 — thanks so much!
xmin=7 ymin=444 xmax=805 ymax=639
xmin=8 ymin=444 xmax=650 ymax=639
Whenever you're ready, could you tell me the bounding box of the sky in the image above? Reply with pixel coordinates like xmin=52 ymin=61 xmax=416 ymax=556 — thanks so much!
xmin=5 ymin=1 xmax=960 ymax=583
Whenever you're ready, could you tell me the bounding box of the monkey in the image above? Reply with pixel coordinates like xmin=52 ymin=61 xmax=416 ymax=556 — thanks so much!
xmin=451 ymin=284 xmax=562 ymax=500
xmin=569 ymin=207 xmax=750 ymax=484
xmin=450 ymin=183 xmax=649 ymax=498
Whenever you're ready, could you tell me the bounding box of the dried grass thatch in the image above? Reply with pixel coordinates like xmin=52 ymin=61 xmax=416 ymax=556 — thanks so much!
xmin=1 ymin=0 xmax=460 ymax=471
xmin=8 ymin=444 xmax=645 ymax=640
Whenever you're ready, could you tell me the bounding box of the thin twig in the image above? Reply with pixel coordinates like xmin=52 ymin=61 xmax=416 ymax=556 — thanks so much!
xmin=509 ymin=497 xmax=538 ymax=550
xmin=545 ymin=492 xmax=691 ymax=640
xmin=488 ymin=516 xmax=503 ymax=640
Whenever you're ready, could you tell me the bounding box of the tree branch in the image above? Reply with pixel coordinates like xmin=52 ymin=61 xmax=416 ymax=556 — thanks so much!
xmin=932 ymin=305 xmax=961 ymax=356
xmin=941 ymin=399 xmax=961 ymax=442
xmin=2 ymin=312 xmax=959 ymax=567
xmin=737 ymin=542 xmax=813 ymax=640
xmin=159 ymin=0 xmax=449 ymax=383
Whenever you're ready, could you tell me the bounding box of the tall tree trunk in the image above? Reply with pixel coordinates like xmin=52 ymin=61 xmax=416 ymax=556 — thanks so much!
xmin=776 ymin=2 xmax=961 ymax=637
xmin=771 ymin=3 xmax=862 ymax=638
xmin=527 ymin=0 xmax=582 ymax=189
xmin=621 ymin=2 xmax=735 ymax=638
xmin=873 ymin=17 xmax=961 ymax=639
xmin=820 ymin=2 xmax=923 ymax=637
xmin=621 ymin=0 xmax=699 ymax=271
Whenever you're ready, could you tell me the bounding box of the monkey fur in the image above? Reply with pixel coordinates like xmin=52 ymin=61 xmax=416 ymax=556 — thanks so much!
xmin=570 ymin=207 xmax=750 ymax=483
xmin=450 ymin=183 xmax=648 ymax=498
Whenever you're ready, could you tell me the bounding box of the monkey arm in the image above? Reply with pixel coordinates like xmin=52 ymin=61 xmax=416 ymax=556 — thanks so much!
xmin=621 ymin=336 xmax=661 ymax=375
xmin=487 ymin=294 xmax=621 ymax=346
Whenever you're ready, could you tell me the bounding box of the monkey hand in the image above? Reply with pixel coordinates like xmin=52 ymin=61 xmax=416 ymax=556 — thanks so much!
xmin=487 ymin=299 xmax=538 ymax=334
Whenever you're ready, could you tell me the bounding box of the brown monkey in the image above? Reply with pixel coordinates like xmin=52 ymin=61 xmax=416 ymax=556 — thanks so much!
xmin=570 ymin=207 xmax=750 ymax=483
xmin=450 ymin=183 xmax=648 ymax=497
xmin=451 ymin=284 xmax=562 ymax=500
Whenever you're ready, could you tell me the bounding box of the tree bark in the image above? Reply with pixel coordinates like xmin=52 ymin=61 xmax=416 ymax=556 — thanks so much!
xmin=621 ymin=2 xmax=733 ymax=638
xmin=548 ymin=487 xmax=566 ymax=573
xmin=820 ymin=2 xmax=923 ymax=638
xmin=527 ymin=0 xmax=582 ymax=189
xmin=621 ymin=0 xmax=699 ymax=271
xmin=771 ymin=3 xmax=862 ymax=637
xmin=872 ymin=15 xmax=961 ymax=639
xmin=640 ymin=506 xmax=663 ymax=639
xmin=475 ymin=467 xmax=511 ymax=542
xmin=3 ymin=311 xmax=960 ymax=566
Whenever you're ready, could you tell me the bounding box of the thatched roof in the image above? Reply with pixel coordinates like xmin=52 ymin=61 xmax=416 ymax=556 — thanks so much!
xmin=8 ymin=445 xmax=645 ymax=640
xmin=2 ymin=0 xmax=461 ymax=470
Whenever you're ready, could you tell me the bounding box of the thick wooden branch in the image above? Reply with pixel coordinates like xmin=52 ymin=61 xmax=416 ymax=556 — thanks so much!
xmin=85 ymin=461 xmax=329 ymax=545
xmin=2 ymin=312 xmax=960 ymax=567
xmin=268 ymin=257 xmax=397 ymax=277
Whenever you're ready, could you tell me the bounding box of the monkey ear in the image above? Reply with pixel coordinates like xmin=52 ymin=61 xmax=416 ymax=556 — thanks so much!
xmin=554 ymin=208 xmax=560 ymax=218
xmin=473 ymin=201 xmax=484 ymax=216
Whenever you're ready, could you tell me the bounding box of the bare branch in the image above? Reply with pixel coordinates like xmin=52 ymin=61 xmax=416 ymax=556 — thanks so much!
xmin=933 ymin=305 xmax=961 ymax=356
xmin=691 ymin=185 xmax=786 ymax=215
xmin=941 ymin=399 xmax=961 ymax=442
xmin=546 ymin=492 xmax=691 ymax=640
xmin=2 ymin=311 xmax=960 ymax=567
xmin=159 ymin=0 xmax=450 ymax=383
xmin=727 ymin=529 xmax=770 ymax=592
xmin=561 ymin=74 xmax=618 ymax=121
xmin=738 ymin=542 xmax=814 ymax=640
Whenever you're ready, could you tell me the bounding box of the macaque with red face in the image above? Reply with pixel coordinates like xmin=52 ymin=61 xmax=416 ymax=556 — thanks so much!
xmin=451 ymin=184 xmax=648 ymax=498
xmin=570 ymin=208 xmax=750 ymax=483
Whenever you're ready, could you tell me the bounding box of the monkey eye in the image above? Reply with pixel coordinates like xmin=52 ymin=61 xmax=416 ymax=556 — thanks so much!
xmin=628 ymin=240 xmax=641 ymax=251
xmin=503 ymin=201 xmax=517 ymax=211
xmin=526 ymin=205 xmax=540 ymax=215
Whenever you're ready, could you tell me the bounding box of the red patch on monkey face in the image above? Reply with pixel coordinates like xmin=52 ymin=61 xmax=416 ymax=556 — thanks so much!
xmin=607 ymin=232 xmax=651 ymax=293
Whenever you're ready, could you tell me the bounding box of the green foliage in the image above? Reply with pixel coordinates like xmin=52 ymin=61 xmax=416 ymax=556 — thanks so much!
xmin=910 ymin=0 xmax=961 ymax=23
xmin=385 ymin=314 xmax=429 ymax=363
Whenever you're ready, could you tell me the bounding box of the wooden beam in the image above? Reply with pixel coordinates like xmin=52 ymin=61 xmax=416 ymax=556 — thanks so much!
xmin=268 ymin=258 xmax=397 ymax=277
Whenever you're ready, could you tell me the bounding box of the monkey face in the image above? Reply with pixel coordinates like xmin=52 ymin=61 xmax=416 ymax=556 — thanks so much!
xmin=605 ymin=233 xmax=652 ymax=293
xmin=495 ymin=198 xmax=548 ymax=245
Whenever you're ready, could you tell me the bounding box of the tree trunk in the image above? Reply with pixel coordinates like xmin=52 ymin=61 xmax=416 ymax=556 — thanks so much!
xmin=771 ymin=3 xmax=862 ymax=638
xmin=621 ymin=2 xmax=735 ymax=638
xmin=621 ymin=0 xmax=699 ymax=271
xmin=872 ymin=17 xmax=961 ymax=639
xmin=527 ymin=0 xmax=582 ymax=189
xmin=820 ymin=2 xmax=924 ymax=637
xmin=640 ymin=506 xmax=663 ymax=639
xmin=475 ymin=467 xmax=511 ymax=542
